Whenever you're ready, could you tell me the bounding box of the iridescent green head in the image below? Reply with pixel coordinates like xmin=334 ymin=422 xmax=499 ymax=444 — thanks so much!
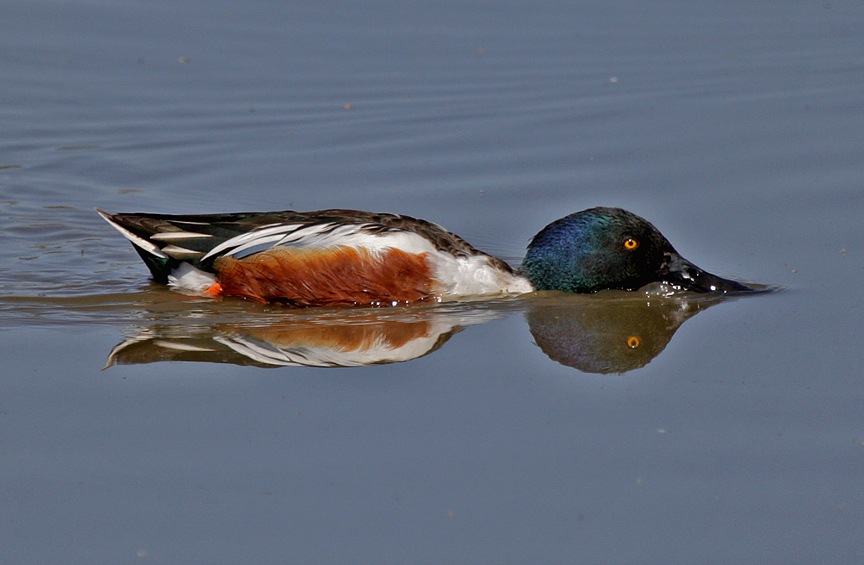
xmin=521 ymin=207 xmax=750 ymax=294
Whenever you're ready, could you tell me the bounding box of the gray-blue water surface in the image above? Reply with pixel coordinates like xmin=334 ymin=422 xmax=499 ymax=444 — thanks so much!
xmin=2 ymin=1 xmax=863 ymax=563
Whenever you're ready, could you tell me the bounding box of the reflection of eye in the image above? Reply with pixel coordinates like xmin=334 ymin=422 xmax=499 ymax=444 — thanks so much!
xmin=624 ymin=238 xmax=639 ymax=250
xmin=626 ymin=336 xmax=641 ymax=349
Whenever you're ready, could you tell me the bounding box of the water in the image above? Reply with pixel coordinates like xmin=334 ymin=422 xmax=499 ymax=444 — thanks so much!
xmin=2 ymin=1 xmax=863 ymax=563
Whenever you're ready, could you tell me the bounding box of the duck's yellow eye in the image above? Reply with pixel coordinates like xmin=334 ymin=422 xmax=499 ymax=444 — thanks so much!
xmin=623 ymin=238 xmax=638 ymax=250
xmin=626 ymin=336 xmax=641 ymax=349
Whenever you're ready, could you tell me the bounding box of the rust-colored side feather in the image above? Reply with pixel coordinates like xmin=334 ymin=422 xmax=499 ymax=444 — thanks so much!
xmin=213 ymin=246 xmax=434 ymax=306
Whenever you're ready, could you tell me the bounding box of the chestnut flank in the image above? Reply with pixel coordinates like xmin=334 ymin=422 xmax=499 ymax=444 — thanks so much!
xmin=213 ymin=246 xmax=434 ymax=306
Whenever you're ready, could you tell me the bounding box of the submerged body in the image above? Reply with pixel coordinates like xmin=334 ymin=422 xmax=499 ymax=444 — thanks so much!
xmin=97 ymin=207 xmax=750 ymax=306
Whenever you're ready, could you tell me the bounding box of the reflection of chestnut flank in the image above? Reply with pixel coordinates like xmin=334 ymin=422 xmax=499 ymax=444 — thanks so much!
xmin=246 ymin=319 xmax=433 ymax=352
xmin=103 ymin=312 xmax=470 ymax=369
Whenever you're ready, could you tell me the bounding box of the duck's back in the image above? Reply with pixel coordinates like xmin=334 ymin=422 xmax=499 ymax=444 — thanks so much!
xmin=98 ymin=209 xmax=532 ymax=306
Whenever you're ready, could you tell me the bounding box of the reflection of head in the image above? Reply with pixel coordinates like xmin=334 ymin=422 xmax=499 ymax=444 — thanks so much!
xmin=526 ymin=294 xmax=719 ymax=374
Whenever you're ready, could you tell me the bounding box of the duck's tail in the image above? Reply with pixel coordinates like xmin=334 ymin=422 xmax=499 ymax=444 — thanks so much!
xmin=96 ymin=208 xmax=178 ymax=283
xmin=96 ymin=209 xmax=221 ymax=296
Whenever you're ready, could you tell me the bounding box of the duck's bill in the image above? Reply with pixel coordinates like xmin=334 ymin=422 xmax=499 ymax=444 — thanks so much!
xmin=661 ymin=253 xmax=753 ymax=293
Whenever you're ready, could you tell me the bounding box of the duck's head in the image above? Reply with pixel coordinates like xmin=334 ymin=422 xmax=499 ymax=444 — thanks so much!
xmin=521 ymin=207 xmax=751 ymax=294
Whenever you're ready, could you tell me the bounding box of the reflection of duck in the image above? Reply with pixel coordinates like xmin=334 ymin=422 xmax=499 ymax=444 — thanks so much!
xmin=526 ymin=292 xmax=726 ymax=374
xmin=105 ymin=307 xmax=502 ymax=368
xmin=97 ymin=207 xmax=753 ymax=307
xmin=104 ymin=289 xmax=756 ymax=371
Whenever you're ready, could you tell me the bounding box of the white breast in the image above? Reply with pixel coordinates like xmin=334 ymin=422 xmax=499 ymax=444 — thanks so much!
xmin=428 ymin=252 xmax=534 ymax=298
xmin=345 ymin=229 xmax=533 ymax=298
xmin=301 ymin=227 xmax=534 ymax=299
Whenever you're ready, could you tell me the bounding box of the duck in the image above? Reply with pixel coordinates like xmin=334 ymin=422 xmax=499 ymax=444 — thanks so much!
xmin=96 ymin=206 xmax=751 ymax=307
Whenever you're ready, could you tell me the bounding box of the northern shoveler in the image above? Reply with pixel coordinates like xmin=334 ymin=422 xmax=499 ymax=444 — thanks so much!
xmin=97 ymin=206 xmax=751 ymax=306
